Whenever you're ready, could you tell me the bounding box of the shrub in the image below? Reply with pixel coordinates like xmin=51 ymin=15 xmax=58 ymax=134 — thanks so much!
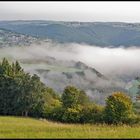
xmin=62 ymin=105 xmax=82 ymax=123
xmin=42 ymin=98 xmax=62 ymax=119
xmin=80 ymin=104 xmax=104 ymax=123
xmin=124 ymin=114 xmax=140 ymax=125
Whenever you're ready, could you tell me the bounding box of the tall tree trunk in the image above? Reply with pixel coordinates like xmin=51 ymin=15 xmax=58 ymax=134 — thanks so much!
xmin=22 ymin=111 xmax=24 ymax=116
xmin=25 ymin=111 xmax=28 ymax=117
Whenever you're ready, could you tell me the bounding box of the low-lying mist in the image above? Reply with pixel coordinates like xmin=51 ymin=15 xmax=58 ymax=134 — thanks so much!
xmin=0 ymin=42 xmax=140 ymax=78
xmin=0 ymin=42 xmax=140 ymax=104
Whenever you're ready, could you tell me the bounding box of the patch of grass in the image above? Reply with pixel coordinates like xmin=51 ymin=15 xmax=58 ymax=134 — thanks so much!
xmin=0 ymin=116 xmax=140 ymax=138
xmin=22 ymin=63 xmax=83 ymax=73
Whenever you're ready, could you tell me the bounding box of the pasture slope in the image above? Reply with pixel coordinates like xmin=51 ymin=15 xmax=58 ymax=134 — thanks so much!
xmin=0 ymin=116 xmax=140 ymax=138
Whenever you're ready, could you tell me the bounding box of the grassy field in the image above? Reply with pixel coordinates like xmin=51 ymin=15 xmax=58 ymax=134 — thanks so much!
xmin=0 ymin=116 xmax=140 ymax=138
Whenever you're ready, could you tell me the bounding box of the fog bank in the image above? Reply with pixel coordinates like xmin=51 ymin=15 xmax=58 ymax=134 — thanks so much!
xmin=0 ymin=42 xmax=140 ymax=78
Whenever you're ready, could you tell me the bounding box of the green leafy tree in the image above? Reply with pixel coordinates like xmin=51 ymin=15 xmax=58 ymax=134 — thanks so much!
xmin=104 ymin=92 xmax=133 ymax=124
xmin=60 ymin=86 xmax=91 ymax=123
xmin=18 ymin=74 xmax=46 ymax=117
xmin=42 ymin=87 xmax=62 ymax=119
xmin=62 ymin=86 xmax=80 ymax=108
xmin=62 ymin=86 xmax=90 ymax=108
xmin=0 ymin=75 xmax=16 ymax=115
xmin=78 ymin=90 xmax=90 ymax=105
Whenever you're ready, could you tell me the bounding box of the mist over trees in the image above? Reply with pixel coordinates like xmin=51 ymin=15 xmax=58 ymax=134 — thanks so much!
xmin=0 ymin=58 xmax=139 ymax=124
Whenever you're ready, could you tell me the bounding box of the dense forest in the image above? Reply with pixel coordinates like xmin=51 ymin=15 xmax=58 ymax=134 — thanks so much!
xmin=0 ymin=58 xmax=139 ymax=124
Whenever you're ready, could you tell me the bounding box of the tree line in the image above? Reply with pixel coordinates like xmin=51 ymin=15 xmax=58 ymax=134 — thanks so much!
xmin=0 ymin=58 xmax=139 ymax=124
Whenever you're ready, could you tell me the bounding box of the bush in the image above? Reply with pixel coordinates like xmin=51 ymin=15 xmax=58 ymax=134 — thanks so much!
xmin=47 ymin=106 xmax=64 ymax=122
xmin=104 ymin=92 xmax=134 ymax=124
xmin=61 ymin=105 xmax=82 ymax=123
xmin=80 ymin=104 xmax=104 ymax=123
xmin=42 ymin=98 xmax=62 ymax=119
xmin=124 ymin=115 xmax=140 ymax=125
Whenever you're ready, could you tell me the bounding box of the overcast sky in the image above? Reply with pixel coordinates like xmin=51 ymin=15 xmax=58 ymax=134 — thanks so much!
xmin=0 ymin=2 xmax=140 ymax=22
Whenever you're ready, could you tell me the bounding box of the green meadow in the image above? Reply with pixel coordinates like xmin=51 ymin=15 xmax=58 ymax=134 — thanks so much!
xmin=0 ymin=116 xmax=140 ymax=139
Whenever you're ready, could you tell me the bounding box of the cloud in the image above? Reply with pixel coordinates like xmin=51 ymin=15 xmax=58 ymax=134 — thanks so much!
xmin=1 ymin=2 xmax=140 ymax=22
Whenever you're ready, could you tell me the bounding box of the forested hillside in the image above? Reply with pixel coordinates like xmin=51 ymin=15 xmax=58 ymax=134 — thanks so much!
xmin=1 ymin=21 xmax=140 ymax=47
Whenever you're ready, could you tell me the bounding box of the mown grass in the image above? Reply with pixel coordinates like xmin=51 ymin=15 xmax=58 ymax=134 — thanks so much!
xmin=0 ymin=116 xmax=140 ymax=138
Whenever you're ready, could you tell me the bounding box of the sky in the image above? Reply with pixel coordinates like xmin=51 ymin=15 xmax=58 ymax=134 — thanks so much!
xmin=0 ymin=2 xmax=140 ymax=22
